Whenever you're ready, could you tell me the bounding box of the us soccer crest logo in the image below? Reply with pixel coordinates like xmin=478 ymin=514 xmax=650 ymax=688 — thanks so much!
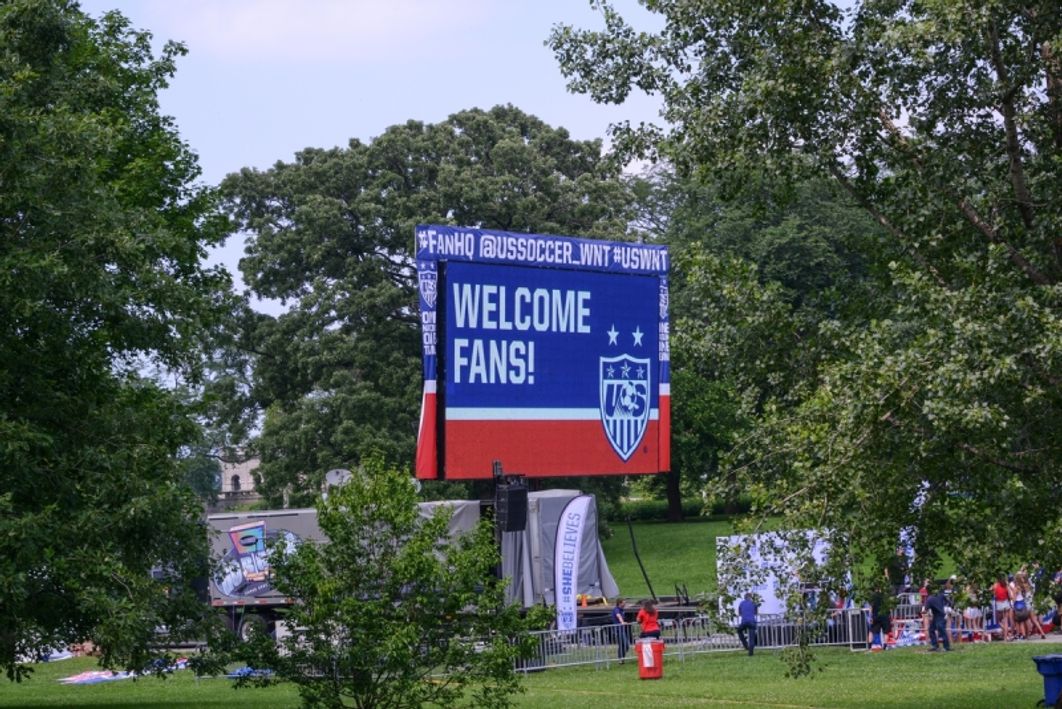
xmin=418 ymin=264 xmax=437 ymax=309
xmin=599 ymin=354 xmax=651 ymax=461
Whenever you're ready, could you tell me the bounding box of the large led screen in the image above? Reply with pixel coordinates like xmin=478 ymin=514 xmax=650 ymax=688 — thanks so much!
xmin=415 ymin=225 xmax=669 ymax=480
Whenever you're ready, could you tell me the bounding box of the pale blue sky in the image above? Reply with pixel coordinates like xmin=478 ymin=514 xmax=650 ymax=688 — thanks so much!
xmin=77 ymin=1 xmax=663 ymax=295
xmin=79 ymin=0 xmax=664 ymax=185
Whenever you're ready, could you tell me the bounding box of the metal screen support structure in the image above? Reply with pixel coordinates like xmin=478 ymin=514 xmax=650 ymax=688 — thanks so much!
xmin=627 ymin=517 xmax=657 ymax=602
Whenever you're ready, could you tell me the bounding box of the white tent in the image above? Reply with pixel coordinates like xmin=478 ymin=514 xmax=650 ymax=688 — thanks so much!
xmin=501 ymin=489 xmax=619 ymax=608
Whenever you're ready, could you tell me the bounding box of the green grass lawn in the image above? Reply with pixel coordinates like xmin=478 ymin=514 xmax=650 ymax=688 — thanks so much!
xmin=516 ymin=641 xmax=1062 ymax=708
xmin=601 ymin=518 xmax=957 ymax=601
xmin=5 ymin=641 xmax=1059 ymax=708
xmin=601 ymin=518 xmax=734 ymax=599
xmin=0 ymin=656 xmax=299 ymax=708
xmin=0 ymin=519 xmax=1008 ymax=707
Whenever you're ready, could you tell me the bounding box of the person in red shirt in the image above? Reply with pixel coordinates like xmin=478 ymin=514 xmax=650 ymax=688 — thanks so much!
xmin=992 ymin=574 xmax=1013 ymax=640
xmin=918 ymin=578 xmax=931 ymax=641
xmin=636 ymin=599 xmax=660 ymax=639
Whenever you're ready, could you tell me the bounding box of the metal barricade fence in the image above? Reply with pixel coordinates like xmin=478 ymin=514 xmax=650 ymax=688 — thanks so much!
xmin=516 ymin=625 xmax=629 ymax=672
xmin=515 ymin=607 xmax=875 ymax=673
xmin=890 ymin=602 xmax=996 ymax=643
xmin=513 ymin=602 xmax=1004 ymax=673
xmin=891 ymin=602 xmax=924 ymax=635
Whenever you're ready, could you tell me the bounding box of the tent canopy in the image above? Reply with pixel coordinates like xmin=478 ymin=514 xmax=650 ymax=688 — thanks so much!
xmin=501 ymin=490 xmax=619 ymax=607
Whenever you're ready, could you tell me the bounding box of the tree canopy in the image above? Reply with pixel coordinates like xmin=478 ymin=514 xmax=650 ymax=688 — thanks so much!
xmin=551 ymin=1 xmax=1062 ymax=580
xmin=0 ymin=0 xmax=229 ymax=678
xmin=221 ymin=105 xmax=634 ymax=504
xmin=630 ymin=168 xmax=894 ymax=518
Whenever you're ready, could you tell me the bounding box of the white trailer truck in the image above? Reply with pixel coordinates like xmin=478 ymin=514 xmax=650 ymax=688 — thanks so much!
xmin=206 ymin=491 xmax=618 ymax=639
xmin=206 ymin=508 xmax=322 ymax=640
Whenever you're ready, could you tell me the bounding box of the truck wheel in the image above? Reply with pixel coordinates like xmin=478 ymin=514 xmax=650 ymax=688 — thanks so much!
xmin=238 ymin=614 xmax=268 ymax=643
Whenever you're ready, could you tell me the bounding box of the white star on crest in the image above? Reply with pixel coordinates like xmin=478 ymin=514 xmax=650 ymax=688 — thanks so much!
xmin=607 ymin=325 xmax=619 ymax=345
xmin=607 ymin=365 xmax=615 ymax=378
xmin=632 ymin=326 xmax=644 ymax=346
xmin=621 ymin=363 xmax=631 ymax=378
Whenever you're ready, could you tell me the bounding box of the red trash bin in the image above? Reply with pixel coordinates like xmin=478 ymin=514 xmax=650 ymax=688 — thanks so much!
xmin=636 ymin=638 xmax=664 ymax=679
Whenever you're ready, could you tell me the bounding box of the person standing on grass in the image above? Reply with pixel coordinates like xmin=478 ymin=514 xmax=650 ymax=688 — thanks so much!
xmin=636 ymin=599 xmax=660 ymax=639
xmin=611 ymin=598 xmax=631 ymax=663
xmin=919 ymin=578 xmax=931 ymax=642
xmin=737 ymin=593 xmax=759 ymax=656
xmin=962 ymin=582 xmax=985 ymax=639
xmin=992 ymin=574 xmax=1013 ymax=640
xmin=885 ymin=547 xmax=910 ymax=593
xmin=1013 ymin=571 xmax=1047 ymax=639
xmin=926 ymin=583 xmax=951 ymax=652
xmin=868 ymin=590 xmax=892 ymax=649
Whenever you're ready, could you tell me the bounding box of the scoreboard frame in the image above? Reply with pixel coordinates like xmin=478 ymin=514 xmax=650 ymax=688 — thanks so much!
xmin=414 ymin=224 xmax=670 ymax=480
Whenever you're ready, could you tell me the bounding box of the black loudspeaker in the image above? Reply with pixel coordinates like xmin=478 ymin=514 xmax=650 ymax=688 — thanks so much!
xmin=496 ymin=482 xmax=528 ymax=533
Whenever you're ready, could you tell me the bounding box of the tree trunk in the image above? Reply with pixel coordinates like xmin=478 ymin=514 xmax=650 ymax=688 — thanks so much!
xmin=665 ymin=469 xmax=684 ymax=522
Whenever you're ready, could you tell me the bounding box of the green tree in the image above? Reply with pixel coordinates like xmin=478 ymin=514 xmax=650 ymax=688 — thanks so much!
xmin=551 ymin=1 xmax=1062 ymax=586
xmin=177 ymin=448 xmax=221 ymax=505
xmin=229 ymin=461 xmax=537 ymax=709
xmin=221 ymin=106 xmax=634 ymax=504
xmin=629 ymin=167 xmax=896 ymax=520
xmin=0 ymin=1 xmax=229 ymax=678
xmin=669 ymin=248 xmax=796 ymax=506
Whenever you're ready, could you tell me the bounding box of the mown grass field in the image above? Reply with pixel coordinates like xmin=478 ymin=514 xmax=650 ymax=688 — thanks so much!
xmin=601 ymin=517 xmax=957 ymax=601
xmin=515 ymin=641 xmax=1062 ymax=708
xmin=0 ymin=655 xmax=297 ymax=708
xmin=0 ymin=519 xmax=1016 ymax=707
xmin=601 ymin=518 xmax=734 ymax=600
xmin=3 ymin=641 xmax=1059 ymax=708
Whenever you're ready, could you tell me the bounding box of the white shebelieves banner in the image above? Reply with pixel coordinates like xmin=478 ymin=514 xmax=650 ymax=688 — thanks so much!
xmin=554 ymin=495 xmax=592 ymax=631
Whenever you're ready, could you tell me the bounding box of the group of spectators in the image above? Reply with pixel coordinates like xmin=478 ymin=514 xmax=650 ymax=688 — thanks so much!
xmin=978 ymin=566 xmax=1055 ymax=641
xmin=605 ymin=560 xmax=1062 ymax=662
xmin=882 ymin=556 xmax=1062 ymax=650
xmin=610 ymin=598 xmax=660 ymax=664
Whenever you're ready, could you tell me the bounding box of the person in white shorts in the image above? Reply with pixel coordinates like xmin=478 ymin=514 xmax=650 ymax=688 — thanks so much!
xmin=992 ymin=574 xmax=1013 ymax=640
xmin=962 ymin=582 xmax=985 ymax=639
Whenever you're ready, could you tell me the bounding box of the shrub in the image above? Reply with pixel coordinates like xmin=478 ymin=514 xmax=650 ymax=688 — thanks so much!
xmin=610 ymin=496 xmax=752 ymax=522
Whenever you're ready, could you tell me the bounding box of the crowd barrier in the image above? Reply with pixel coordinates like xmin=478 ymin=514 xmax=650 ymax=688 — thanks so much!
xmin=515 ymin=603 xmax=1003 ymax=672
xmin=516 ymin=607 xmax=874 ymax=672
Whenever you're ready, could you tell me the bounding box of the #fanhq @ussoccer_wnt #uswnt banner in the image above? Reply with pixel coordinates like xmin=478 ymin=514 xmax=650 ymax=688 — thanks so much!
xmin=415 ymin=225 xmax=670 ymax=480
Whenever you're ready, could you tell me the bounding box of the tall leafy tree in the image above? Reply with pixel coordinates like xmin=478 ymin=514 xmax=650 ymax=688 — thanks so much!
xmin=551 ymin=1 xmax=1062 ymax=580
xmin=177 ymin=447 xmax=222 ymax=505
xmin=0 ymin=0 xmax=230 ymax=678
xmin=631 ymin=168 xmax=893 ymax=519
xmin=222 ymin=106 xmax=634 ymax=504
xmin=229 ymin=460 xmax=539 ymax=709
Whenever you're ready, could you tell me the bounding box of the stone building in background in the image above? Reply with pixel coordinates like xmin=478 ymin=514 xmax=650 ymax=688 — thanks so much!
xmin=213 ymin=457 xmax=263 ymax=511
